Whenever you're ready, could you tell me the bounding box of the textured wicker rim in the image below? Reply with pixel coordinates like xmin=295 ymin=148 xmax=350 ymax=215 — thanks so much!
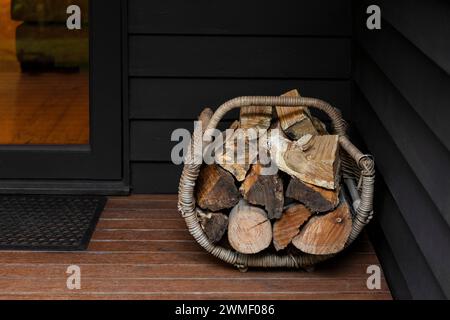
xmin=178 ymin=96 xmax=375 ymax=270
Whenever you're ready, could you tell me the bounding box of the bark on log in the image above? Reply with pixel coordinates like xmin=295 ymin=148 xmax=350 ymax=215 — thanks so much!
xmin=197 ymin=209 xmax=229 ymax=244
xmin=273 ymin=204 xmax=312 ymax=251
xmin=276 ymin=89 xmax=318 ymax=140
xmin=311 ymin=116 xmax=328 ymax=135
xmin=286 ymin=178 xmax=340 ymax=213
xmin=196 ymin=165 xmax=240 ymax=212
xmin=228 ymin=200 xmax=272 ymax=254
xmin=292 ymin=196 xmax=352 ymax=255
xmin=240 ymin=164 xmax=284 ymax=219
xmin=270 ymin=132 xmax=340 ymax=189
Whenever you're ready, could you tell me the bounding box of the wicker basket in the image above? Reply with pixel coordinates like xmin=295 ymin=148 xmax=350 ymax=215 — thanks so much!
xmin=178 ymin=96 xmax=375 ymax=271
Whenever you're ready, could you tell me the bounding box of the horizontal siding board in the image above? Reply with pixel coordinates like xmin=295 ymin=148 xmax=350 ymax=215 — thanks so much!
xmin=130 ymin=79 xmax=351 ymax=120
xmin=131 ymin=163 xmax=182 ymax=194
xmin=129 ymin=0 xmax=351 ymax=36
xmin=367 ymin=223 xmax=412 ymax=300
xmin=353 ymin=88 xmax=450 ymax=298
xmin=371 ymin=178 xmax=445 ymax=299
xmin=355 ymin=14 xmax=450 ymax=151
xmin=131 ymin=121 xmax=233 ymax=162
xmin=131 ymin=121 xmax=192 ymax=162
xmin=129 ymin=36 xmax=351 ymax=78
xmin=355 ymin=47 xmax=450 ymax=227
xmin=360 ymin=0 xmax=450 ymax=74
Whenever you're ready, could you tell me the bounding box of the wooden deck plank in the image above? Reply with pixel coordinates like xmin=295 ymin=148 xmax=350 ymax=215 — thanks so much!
xmin=0 ymin=263 xmax=384 ymax=279
xmin=0 ymin=293 xmax=392 ymax=300
xmin=0 ymin=278 xmax=390 ymax=293
xmin=86 ymin=239 xmax=374 ymax=254
xmin=96 ymin=218 xmax=187 ymax=230
xmin=0 ymin=196 xmax=391 ymax=300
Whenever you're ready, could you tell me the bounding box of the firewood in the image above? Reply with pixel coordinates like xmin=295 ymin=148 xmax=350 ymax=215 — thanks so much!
xmin=270 ymin=132 xmax=340 ymax=189
xmin=228 ymin=200 xmax=272 ymax=254
xmin=286 ymin=178 xmax=340 ymax=213
xmin=196 ymin=165 xmax=240 ymax=212
xmin=272 ymin=204 xmax=312 ymax=251
xmin=311 ymin=116 xmax=328 ymax=135
xmin=240 ymin=164 xmax=284 ymax=219
xmin=197 ymin=209 xmax=229 ymax=243
xmin=276 ymin=89 xmax=318 ymax=140
xmin=240 ymin=106 xmax=272 ymax=131
xmin=217 ymin=128 xmax=260 ymax=182
xmin=292 ymin=196 xmax=352 ymax=255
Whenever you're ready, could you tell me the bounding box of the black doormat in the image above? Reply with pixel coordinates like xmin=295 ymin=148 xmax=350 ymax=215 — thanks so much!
xmin=0 ymin=195 xmax=106 ymax=251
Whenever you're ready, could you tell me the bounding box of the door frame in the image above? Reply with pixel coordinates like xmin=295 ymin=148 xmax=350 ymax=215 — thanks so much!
xmin=0 ymin=0 xmax=129 ymax=194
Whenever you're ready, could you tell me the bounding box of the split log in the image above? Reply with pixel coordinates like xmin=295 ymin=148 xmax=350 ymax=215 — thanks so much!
xmin=240 ymin=164 xmax=284 ymax=219
xmin=292 ymin=196 xmax=352 ymax=255
xmin=311 ymin=116 xmax=328 ymax=135
xmin=217 ymin=128 xmax=259 ymax=182
xmin=276 ymin=89 xmax=318 ymax=140
xmin=273 ymin=204 xmax=312 ymax=251
xmin=196 ymin=165 xmax=240 ymax=212
xmin=270 ymin=132 xmax=340 ymax=189
xmin=197 ymin=209 xmax=229 ymax=243
xmin=240 ymin=106 xmax=272 ymax=131
xmin=286 ymin=178 xmax=339 ymax=213
xmin=228 ymin=200 xmax=272 ymax=254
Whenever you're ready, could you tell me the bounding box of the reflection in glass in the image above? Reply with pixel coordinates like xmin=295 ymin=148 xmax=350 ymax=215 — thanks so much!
xmin=0 ymin=0 xmax=89 ymax=145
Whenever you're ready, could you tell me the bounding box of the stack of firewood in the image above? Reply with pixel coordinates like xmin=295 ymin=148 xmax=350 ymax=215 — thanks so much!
xmin=195 ymin=90 xmax=352 ymax=256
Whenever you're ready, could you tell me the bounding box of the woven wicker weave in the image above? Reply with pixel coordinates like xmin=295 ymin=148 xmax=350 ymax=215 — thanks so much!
xmin=178 ymin=96 xmax=375 ymax=271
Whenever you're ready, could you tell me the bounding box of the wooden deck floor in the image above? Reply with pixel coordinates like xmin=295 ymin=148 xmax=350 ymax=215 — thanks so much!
xmin=0 ymin=195 xmax=391 ymax=300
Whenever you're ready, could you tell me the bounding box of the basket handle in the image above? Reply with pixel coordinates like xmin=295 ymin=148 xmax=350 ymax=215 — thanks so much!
xmin=205 ymin=96 xmax=347 ymax=135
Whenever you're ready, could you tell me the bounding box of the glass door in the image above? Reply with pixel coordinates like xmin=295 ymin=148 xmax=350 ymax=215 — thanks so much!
xmin=0 ymin=0 xmax=90 ymax=145
xmin=0 ymin=0 xmax=124 ymax=187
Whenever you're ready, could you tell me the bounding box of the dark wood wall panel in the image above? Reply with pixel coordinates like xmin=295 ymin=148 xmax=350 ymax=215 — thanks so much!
xmin=353 ymin=89 xmax=450 ymax=298
xmin=355 ymin=49 xmax=450 ymax=228
xmin=367 ymin=221 xmax=412 ymax=299
xmin=129 ymin=36 xmax=351 ymax=78
xmin=131 ymin=120 xmax=236 ymax=162
xmin=355 ymin=18 xmax=450 ymax=151
xmin=130 ymin=79 xmax=351 ymax=120
xmin=129 ymin=0 xmax=351 ymax=36
xmin=361 ymin=0 xmax=450 ymax=74
xmin=131 ymin=121 xmax=193 ymax=162
xmin=371 ymin=178 xmax=445 ymax=299
xmin=131 ymin=163 xmax=182 ymax=194
xmin=353 ymin=0 xmax=450 ymax=298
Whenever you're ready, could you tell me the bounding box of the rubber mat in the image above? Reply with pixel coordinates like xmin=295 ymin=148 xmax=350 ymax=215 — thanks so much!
xmin=0 ymin=195 xmax=106 ymax=251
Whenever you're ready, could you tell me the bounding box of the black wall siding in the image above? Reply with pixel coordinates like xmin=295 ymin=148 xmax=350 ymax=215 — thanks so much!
xmin=369 ymin=179 xmax=444 ymax=299
xmin=129 ymin=79 xmax=351 ymax=120
xmin=354 ymin=48 xmax=450 ymax=228
xmin=355 ymin=18 xmax=450 ymax=152
xmin=353 ymin=89 xmax=450 ymax=298
xmin=128 ymin=0 xmax=352 ymax=194
xmin=131 ymin=163 xmax=183 ymax=194
xmin=363 ymin=0 xmax=450 ymax=75
xmin=370 ymin=178 xmax=445 ymax=299
xmin=353 ymin=0 xmax=450 ymax=299
xmin=128 ymin=0 xmax=352 ymax=36
xmin=129 ymin=36 xmax=351 ymax=79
